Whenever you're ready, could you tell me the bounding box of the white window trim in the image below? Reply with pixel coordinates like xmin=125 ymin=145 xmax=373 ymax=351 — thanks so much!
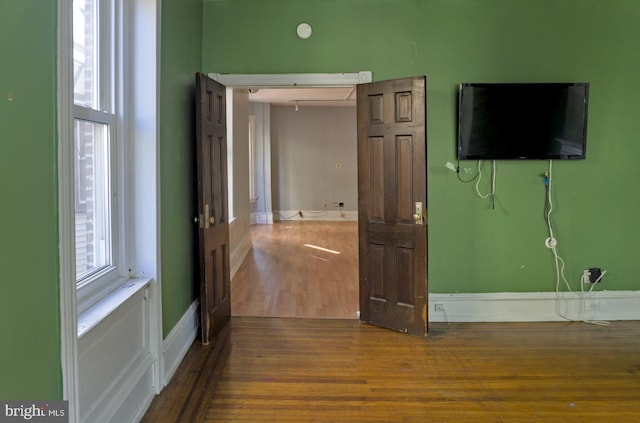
xmin=73 ymin=107 xmax=127 ymax=314
xmin=72 ymin=0 xmax=128 ymax=315
xmin=58 ymin=1 xmax=80 ymax=420
xmin=59 ymin=0 xmax=162 ymax=421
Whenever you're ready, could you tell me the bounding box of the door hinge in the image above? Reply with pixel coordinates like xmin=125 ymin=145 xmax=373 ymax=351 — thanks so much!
xmin=195 ymin=213 xmax=205 ymax=228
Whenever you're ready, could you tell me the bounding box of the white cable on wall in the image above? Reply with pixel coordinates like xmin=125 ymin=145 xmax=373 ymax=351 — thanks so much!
xmin=475 ymin=160 xmax=496 ymax=207
xmin=546 ymin=160 xmax=573 ymax=321
xmin=545 ymin=160 xmax=609 ymax=326
xmin=579 ymin=269 xmax=609 ymax=326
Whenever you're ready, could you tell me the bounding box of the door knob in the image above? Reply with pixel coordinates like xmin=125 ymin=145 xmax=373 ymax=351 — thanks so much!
xmin=414 ymin=201 xmax=423 ymax=225
xmin=209 ymin=216 xmax=215 ymax=225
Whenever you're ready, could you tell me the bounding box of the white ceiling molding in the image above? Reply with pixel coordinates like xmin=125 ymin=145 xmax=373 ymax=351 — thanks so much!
xmin=247 ymin=87 xmax=357 ymax=107
xmin=207 ymin=71 xmax=373 ymax=88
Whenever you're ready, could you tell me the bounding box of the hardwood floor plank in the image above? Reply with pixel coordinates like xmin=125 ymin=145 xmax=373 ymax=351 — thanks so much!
xmin=143 ymin=318 xmax=640 ymax=422
xmin=231 ymin=222 xmax=359 ymax=319
xmin=211 ymin=319 xmax=640 ymax=422
xmin=141 ymin=324 xmax=231 ymax=423
xmin=144 ymin=221 xmax=640 ymax=422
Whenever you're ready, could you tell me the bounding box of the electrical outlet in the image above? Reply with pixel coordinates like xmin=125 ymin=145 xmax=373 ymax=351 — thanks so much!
xmin=434 ymin=304 xmax=445 ymax=312
xmin=588 ymin=268 xmax=603 ymax=283
xmin=585 ymin=300 xmax=600 ymax=311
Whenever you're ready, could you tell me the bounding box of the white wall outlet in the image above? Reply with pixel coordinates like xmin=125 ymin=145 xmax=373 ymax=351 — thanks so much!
xmin=585 ymin=300 xmax=600 ymax=311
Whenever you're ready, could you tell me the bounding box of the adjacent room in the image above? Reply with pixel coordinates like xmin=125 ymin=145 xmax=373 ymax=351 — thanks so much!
xmin=231 ymin=87 xmax=360 ymax=319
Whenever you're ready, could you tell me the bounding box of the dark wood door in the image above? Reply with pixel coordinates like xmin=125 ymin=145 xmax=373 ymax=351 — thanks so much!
xmin=357 ymin=76 xmax=428 ymax=336
xmin=195 ymin=72 xmax=231 ymax=344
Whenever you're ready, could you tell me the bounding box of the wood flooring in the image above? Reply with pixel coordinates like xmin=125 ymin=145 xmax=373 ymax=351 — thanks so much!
xmin=142 ymin=222 xmax=640 ymax=421
xmin=230 ymin=221 xmax=359 ymax=319
xmin=143 ymin=318 xmax=640 ymax=422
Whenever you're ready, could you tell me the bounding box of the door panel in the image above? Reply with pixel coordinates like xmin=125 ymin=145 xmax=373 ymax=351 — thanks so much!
xmin=397 ymin=136 xmax=413 ymax=223
xmin=369 ymin=137 xmax=385 ymax=222
xmin=357 ymin=76 xmax=427 ymax=336
xmin=195 ymin=72 xmax=231 ymax=345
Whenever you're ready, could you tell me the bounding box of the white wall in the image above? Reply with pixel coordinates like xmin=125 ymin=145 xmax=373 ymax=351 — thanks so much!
xmin=229 ymin=90 xmax=252 ymax=276
xmin=231 ymin=90 xmax=250 ymax=231
xmin=270 ymin=105 xmax=357 ymax=214
xmin=250 ymin=103 xmax=272 ymax=222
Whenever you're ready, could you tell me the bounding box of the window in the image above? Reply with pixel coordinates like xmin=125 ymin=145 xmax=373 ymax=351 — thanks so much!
xmin=73 ymin=0 xmax=123 ymax=310
xmin=73 ymin=119 xmax=112 ymax=280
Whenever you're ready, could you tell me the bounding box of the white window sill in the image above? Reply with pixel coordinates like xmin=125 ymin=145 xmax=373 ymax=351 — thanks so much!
xmin=77 ymin=278 xmax=152 ymax=338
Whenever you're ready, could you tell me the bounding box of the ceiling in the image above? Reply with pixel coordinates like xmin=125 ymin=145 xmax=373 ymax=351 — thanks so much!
xmin=247 ymin=87 xmax=356 ymax=107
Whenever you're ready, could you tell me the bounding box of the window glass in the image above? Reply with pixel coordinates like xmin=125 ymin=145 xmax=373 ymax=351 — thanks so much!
xmin=74 ymin=119 xmax=111 ymax=281
xmin=73 ymin=0 xmax=115 ymax=287
xmin=73 ymin=0 xmax=99 ymax=109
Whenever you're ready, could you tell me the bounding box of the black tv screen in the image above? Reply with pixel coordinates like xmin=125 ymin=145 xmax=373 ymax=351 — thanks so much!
xmin=457 ymin=83 xmax=589 ymax=160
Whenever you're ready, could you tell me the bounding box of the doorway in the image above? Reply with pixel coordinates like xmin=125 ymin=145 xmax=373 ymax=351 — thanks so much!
xmin=209 ymin=72 xmax=372 ymax=318
xmin=214 ymin=73 xmax=428 ymax=334
xmin=229 ymin=83 xmax=361 ymax=319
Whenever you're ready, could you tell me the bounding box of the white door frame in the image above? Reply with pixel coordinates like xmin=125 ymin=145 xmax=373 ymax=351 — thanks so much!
xmin=208 ymin=71 xmax=372 ymax=88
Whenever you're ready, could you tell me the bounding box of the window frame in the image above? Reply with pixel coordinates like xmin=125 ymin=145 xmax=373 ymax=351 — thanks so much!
xmin=72 ymin=0 xmax=128 ymax=314
xmin=60 ymin=1 xmax=162 ymax=419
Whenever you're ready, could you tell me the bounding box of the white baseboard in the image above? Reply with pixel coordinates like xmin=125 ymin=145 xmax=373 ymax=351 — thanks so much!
xmin=428 ymin=291 xmax=640 ymax=323
xmin=162 ymin=300 xmax=199 ymax=386
xmin=255 ymin=212 xmax=273 ymax=224
xmin=274 ymin=210 xmax=357 ymax=222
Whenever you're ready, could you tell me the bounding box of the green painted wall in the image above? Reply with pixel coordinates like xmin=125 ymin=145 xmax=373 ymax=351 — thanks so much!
xmin=1 ymin=0 xmax=638 ymax=402
xmin=202 ymin=0 xmax=640 ymax=293
xmin=0 ymin=1 xmax=62 ymax=399
xmin=160 ymin=0 xmax=204 ymax=337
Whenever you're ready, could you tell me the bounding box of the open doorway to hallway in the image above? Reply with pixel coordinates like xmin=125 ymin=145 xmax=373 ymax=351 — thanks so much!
xmin=229 ymin=85 xmax=360 ymax=319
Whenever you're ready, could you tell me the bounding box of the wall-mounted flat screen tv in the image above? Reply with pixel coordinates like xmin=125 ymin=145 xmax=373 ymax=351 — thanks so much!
xmin=457 ymin=83 xmax=589 ymax=160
